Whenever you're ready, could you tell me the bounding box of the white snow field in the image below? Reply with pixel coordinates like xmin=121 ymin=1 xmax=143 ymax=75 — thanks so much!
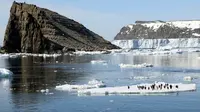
xmin=119 ymin=63 xmax=153 ymax=68
xmin=78 ymin=82 xmax=196 ymax=95
xmin=127 ymin=20 xmax=200 ymax=32
xmin=55 ymin=79 xmax=106 ymax=91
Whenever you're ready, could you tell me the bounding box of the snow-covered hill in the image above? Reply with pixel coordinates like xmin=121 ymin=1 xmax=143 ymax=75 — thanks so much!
xmin=115 ymin=20 xmax=200 ymax=40
xmin=113 ymin=20 xmax=200 ymax=49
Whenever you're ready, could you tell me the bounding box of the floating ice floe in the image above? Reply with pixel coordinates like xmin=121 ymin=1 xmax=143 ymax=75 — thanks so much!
xmin=183 ymin=76 xmax=193 ymax=81
xmin=74 ymin=51 xmax=108 ymax=55
xmin=183 ymin=76 xmax=198 ymax=81
xmin=39 ymin=89 xmax=54 ymax=95
xmin=0 ymin=54 xmax=10 ymax=57
xmin=78 ymin=82 xmax=196 ymax=95
xmin=91 ymin=60 xmax=107 ymax=64
xmin=0 ymin=53 xmax=62 ymax=58
xmin=119 ymin=63 xmax=153 ymax=68
xmin=0 ymin=68 xmax=13 ymax=78
xmin=132 ymin=76 xmax=150 ymax=80
xmin=55 ymin=79 xmax=106 ymax=91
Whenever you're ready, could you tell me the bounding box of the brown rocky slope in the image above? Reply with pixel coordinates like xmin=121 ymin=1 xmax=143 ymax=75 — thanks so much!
xmin=2 ymin=2 xmax=119 ymax=53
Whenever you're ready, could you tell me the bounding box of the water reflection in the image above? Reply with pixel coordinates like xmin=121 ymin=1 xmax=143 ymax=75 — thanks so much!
xmin=6 ymin=56 xmax=90 ymax=93
xmin=1 ymin=53 xmax=200 ymax=93
xmin=0 ymin=53 xmax=199 ymax=112
xmin=109 ymin=53 xmax=200 ymax=68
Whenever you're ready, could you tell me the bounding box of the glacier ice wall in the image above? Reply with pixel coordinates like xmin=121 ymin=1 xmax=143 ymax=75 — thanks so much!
xmin=112 ymin=38 xmax=200 ymax=49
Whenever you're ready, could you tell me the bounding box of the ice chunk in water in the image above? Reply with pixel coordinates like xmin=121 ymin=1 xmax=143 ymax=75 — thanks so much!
xmin=183 ymin=76 xmax=194 ymax=81
xmin=119 ymin=63 xmax=153 ymax=68
xmin=0 ymin=68 xmax=13 ymax=78
xmin=55 ymin=79 xmax=106 ymax=91
xmin=91 ymin=60 xmax=107 ymax=64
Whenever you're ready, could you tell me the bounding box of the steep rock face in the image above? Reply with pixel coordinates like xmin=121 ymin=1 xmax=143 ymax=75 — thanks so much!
xmin=3 ymin=2 xmax=119 ymax=53
xmin=115 ymin=20 xmax=200 ymax=40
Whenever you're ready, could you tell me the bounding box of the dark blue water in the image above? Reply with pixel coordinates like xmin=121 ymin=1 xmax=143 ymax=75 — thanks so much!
xmin=0 ymin=53 xmax=200 ymax=112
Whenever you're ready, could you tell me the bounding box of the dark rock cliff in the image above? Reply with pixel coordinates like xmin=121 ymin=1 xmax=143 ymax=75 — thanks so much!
xmin=115 ymin=20 xmax=200 ymax=40
xmin=3 ymin=2 xmax=119 ymax=53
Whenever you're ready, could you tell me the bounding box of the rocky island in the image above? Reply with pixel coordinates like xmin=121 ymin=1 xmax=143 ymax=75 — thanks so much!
xmin=2 ymin=2 xmax=119 ymax=53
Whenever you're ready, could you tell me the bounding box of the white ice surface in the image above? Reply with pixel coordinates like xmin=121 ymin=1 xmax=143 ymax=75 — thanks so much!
xmin=0 ymin=68 xmax=13 ymax=77
xmin=91 ymin=60 xmax=107 ymax=64
xmin=0 ymin=53 xmax=62 ymax=58
xmin=119 ymin=63 xmax=153 ymax=68
xmin=55 ymin=79 xmax=106 ymax=91
xmin=112 ymin=38 xmax=200 ymax=49
xmin=127 ymin=20 xmax=200 ymax=32
xmin=78 ymin=82 xmax=196 ymax=95
xmin=75 ymin=51 xmax=107 ymax=55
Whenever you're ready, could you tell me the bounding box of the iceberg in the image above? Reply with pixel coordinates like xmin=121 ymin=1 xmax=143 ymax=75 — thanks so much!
xmin=55 ymin=79 xmax=106 ymax=91
xmin=119 ymin=63 xmax=153 ymax=68
xmin=0 ymin=68 xmax=13 ymax=78
xmin=78 ymin=82 xmax=196 ymax=95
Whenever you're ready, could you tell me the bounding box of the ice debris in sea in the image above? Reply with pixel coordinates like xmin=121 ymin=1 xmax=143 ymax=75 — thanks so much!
xmin=132 ymin=76 xmax=150 ymax=80
xmin=91 ymin=60 xmax=107 ymax=64
xmin=183 ymin=76 xmax=199 ymax=81
xmin=55 ymin=79 xmax=106 ymax=91
xmin=0 ymin=68 xmax=13 ymax=78
xmin=0 ymin=53 xmax=62 ymax=58
xmin=119 ymin=63 xmax=153 ymax=68
xmin=39 ymin=89 xmax=54 ymax=95
xmin=74 ymin=51 xmax=109 ymax=55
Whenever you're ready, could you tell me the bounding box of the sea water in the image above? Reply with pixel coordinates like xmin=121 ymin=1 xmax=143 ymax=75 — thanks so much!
xmin=0 ymin=52 xmax=200 ymax=112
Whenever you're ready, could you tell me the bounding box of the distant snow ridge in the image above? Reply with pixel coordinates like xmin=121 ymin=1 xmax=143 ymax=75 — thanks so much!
xmin=55 ymin=79 xmax=106 ymax=91
xmin=119 ymin=63 xmax=153 ymax=68
xmin=112 ymin=38 xmax=200 ymax=49
xmin=115 ymin=20 xmax=200 ymax=41
xmin=0 ymin=68 xmax=13 ymax=78
xmin=128 ymin=20 xmax=200 ymax=32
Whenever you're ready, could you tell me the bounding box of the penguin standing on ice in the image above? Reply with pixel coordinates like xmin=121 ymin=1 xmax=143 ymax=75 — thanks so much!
xmin=128 ymin=86 xmax=130 ymax=89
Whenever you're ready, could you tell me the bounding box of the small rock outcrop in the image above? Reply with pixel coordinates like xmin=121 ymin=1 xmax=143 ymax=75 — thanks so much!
xmin=3 ymin=2 xmax=119 ymax=53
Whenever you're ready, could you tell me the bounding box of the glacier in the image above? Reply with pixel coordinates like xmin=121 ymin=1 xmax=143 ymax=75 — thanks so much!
xmin=112 ymin=38 xmax=200 ymax=50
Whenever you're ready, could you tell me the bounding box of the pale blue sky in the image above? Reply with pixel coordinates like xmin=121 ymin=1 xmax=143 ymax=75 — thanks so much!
xmin=1 ymin=0 xmax=200 ymax=45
